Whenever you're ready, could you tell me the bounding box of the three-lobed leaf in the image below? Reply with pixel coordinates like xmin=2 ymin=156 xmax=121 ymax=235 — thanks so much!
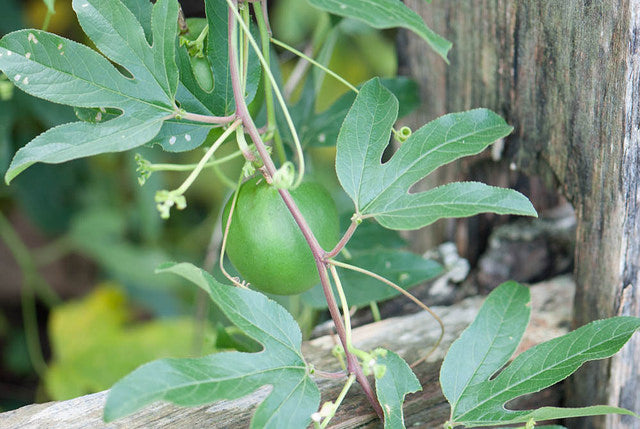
xmin=336 ymin=78 xmax=537 ymax=230
xmin=103 ymin=262 xmax=320 ymax=429
xmin=441 ymin=281 xmax=640 ymax=427
xmin=0 ymin=0 xmax=181 ymax=183
xmin=306 ymin=0 xmax=451 ymax=62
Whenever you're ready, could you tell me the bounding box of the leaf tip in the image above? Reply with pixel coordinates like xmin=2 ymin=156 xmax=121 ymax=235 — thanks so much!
xmin=154 ymin=261 xmax=178 ymax=274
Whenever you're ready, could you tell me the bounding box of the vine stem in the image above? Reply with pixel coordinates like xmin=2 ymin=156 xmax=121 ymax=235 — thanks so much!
xmin=270 ymin=37 xmax=358 ymax=93
xmin=147 ymin=150 xmax=243 ymax=172
xmin=219 ymin=174 xmax=249 ymax=289
xmin=330 ymin=265 xmax=352 ymax=347
xmin=328 ymin=259 xmax=445 ymax=367
xmin=228 ymin=0 xmax=306 ymax=188
xmin=318 ymin=373 xmax=357 ymax=429
xmin=226 ymin=1 xmax=383 ymax=420
xmin=253 ymin=1 xmax=286 ymax=165
xmin=174 ymin=120 xmax=241 ymax=195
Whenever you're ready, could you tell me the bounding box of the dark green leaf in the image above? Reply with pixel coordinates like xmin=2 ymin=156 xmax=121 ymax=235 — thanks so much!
xmin=336 ymin=78 xmax=536 ymax=230
xmin=104 ymin=262 xmax=320 ymax=429
xmin=441 ymin=281 xmax=640 ymax=427
xmin=148 ymin=1 xmax=262 ymax=152
xmin=301 ymin=249 xmax=442 ymax=309
xmin=374 ymin=350 xmax=421 ymax=429
xmin=307 ymin=0 xmax=451 ymax=61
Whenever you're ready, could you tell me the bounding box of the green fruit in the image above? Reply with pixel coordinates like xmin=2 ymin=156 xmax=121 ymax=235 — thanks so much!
xmin=223 ymin=177 xmax=339 ymax=295
xmin=190 ymin=56 xmax=214 ymax=92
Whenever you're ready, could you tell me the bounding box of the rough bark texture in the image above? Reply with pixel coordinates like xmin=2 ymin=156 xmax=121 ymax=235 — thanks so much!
xmin=400 ymin=1 xmax=640 ymax=428
xmin=0 ymin=278 xmax=573 ymax=429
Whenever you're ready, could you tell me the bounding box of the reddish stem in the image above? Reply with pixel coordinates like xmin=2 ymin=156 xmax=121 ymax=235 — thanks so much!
xmin=325 ymin=220 xmax=358 ymax=259
xmin=227 ymin=2 xmax=383 ymax=420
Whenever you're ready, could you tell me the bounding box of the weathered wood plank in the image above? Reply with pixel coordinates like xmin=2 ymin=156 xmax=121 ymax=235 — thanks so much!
xmin=0 ymin=277 xmax=574 ymax=429
xmin=400 ymin=2 xmax=640 ymax=427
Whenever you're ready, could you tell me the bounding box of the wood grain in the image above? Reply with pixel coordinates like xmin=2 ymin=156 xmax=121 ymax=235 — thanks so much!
xmin=400 ymin=2 xmax=640 ymax=427
xmin=0 ymin=277 xmax=573 ymax=429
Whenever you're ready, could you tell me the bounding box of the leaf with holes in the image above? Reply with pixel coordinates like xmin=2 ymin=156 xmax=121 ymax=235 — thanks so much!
xmin=103 ymin=262 xmax=320 ymax=429
xmin=0 ymin=0 xmax=181 ymax=183
xmin=336 ymin=78 xmax=537 ymax=230
xmin=440 ymin=281 xmax=640 ymax=427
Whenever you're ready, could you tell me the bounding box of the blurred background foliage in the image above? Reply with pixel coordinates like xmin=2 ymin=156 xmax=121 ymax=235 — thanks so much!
xmin=0 ymin=0 xmax=400 ymax=411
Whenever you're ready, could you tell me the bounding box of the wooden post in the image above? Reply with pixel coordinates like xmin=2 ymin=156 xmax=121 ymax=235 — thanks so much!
xmin=400 ymin=1 xmax=640 ymax=428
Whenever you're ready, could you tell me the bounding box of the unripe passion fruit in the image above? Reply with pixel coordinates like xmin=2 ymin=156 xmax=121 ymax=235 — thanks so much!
xmin=222 ymin=177 xmax=339 ymax=295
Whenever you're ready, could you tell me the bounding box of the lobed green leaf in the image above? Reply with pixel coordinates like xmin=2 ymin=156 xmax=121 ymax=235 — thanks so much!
xmin=0 ymin=0 xmax=181 ymax=183
xmin=104 ymin=262 xmax=320 ymax=429
xmin=335 ymin=78 xmax=536 ymax=230
xmin=441 ymin=281 xmax=640 ymax=427
xmin=440 ymin=282 xmax=530 ymax=409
